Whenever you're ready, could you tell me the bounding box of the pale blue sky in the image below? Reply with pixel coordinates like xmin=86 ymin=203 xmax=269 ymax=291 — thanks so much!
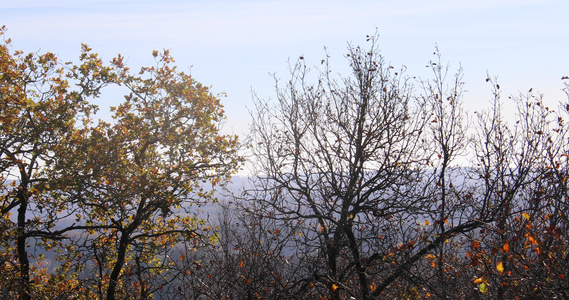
xmin=1 ymin=0 xmax=568 ymax=137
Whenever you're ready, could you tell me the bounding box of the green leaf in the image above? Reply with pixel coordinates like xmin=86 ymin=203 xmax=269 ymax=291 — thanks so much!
xmin=479 ymin=282 xmax=488 ymax=293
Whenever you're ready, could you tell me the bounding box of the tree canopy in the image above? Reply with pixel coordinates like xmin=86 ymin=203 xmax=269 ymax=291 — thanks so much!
xmin=0 ymin=26 xmax=241 ymax=299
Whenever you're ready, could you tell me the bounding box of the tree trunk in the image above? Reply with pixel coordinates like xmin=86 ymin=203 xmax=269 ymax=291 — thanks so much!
xmin=17 ymin=188 xmax=31 ymax=300
xmin=107 ymin=231 xmax=130 ymax=300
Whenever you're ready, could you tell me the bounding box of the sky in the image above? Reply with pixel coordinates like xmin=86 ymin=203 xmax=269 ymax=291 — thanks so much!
xmin=1 ymin=0 xmax=568 ymax=140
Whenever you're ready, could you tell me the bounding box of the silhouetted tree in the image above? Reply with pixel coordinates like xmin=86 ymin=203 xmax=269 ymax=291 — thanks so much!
xmin=244 ymin=34 xmax=569 ymax=299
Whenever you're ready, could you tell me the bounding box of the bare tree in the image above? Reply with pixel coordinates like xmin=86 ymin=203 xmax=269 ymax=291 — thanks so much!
xmin=247 ymin=34 xmax=450 ymax=299
xmin=244 ymin=33 xmax=569 ymax=299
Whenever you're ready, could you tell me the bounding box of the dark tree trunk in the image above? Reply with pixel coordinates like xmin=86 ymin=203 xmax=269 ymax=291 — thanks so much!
xmin=17 ymin=196 xmax=31 ymax=300
xmin=107 ymin=231 xmax=130 ymax=300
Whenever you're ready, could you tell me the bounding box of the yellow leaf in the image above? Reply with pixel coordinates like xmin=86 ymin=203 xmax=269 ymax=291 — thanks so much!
xmin=496 ymin=261 xmax=504 ymax=273
xmin=522 ymin=212 xmax=530 ymax=220
xmin=479 ymin=282 xmax=488 ymax=293
xmin=332 ymin=283 xmax=339 ymax=291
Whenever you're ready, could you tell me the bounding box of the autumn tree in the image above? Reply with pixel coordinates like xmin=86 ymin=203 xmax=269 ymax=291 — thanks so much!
xmin=463 ymin=79 xmax=569 ymax=299
xmin=47 ymin=48 xmax=241 ymax=300
xmin=1 ymin=26 xmax=241 ymax=300
xmin=0 ymin=25 xmax=118 ymax=299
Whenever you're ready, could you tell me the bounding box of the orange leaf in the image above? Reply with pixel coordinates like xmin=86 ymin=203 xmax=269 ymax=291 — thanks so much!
xmin=496 ymin=261 xmax=504 ymax=273
xmin=528 ymin=235 xmax=538 ymax=245
xmin=503 ymin=243 xmax=510 ymax=253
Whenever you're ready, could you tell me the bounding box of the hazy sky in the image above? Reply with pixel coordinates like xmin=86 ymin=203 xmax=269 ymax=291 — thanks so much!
xmin=2 ymin=0 xmax=568 ymax=137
